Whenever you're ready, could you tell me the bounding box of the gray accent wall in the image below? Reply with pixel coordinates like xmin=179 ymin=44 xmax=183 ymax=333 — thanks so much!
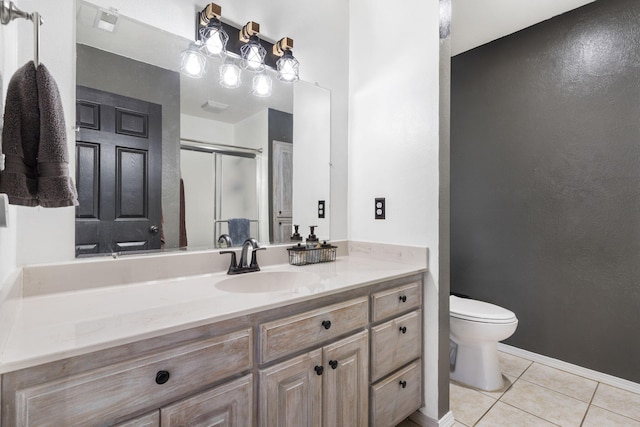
xmin=451 ymin=0 xmax=640 ymax=382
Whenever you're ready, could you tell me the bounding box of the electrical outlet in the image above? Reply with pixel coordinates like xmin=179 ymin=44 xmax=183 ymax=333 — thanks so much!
xmin=318 ymin=200 xmax=325 ymax=218
xmin=375 ymin=198 xmax=385 ymax=220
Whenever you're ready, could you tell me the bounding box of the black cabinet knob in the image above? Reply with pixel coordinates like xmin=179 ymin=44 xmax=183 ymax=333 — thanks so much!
xmin=155 ymin=370 xmax=170 ymax=385
xmin=399 ymin=380 xmax=407 ymax=389
xmin=399 ymin=326 xmax=407 ymax=334
xmin=399 ymin=295 xmax=407 ymax=303
xmin=315 ymin=365 xmax=324 ymax=375
xmin=329 ymin=360 xmax=339 ymax=369
xmin=321 ymin=320 xmax=332 ymax=330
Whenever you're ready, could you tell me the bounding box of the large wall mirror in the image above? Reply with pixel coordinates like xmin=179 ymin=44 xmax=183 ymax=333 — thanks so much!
xmin=75 ymin=1 xmax=330 ymax=256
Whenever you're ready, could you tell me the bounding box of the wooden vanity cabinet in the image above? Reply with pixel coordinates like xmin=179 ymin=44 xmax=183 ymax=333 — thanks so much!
xmin=258 ymin=297 xmax=370 ymax=427
xmin=1 ymin=273 xmax=424 ymax=427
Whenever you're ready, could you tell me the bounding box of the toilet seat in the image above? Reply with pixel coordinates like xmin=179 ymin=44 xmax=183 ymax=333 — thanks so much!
xmin=450 ymin=295 xmax=517 ymax=324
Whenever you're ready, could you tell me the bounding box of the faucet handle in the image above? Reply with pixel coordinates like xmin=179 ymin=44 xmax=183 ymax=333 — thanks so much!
xmin=220 ymin=250 xmax=238 ymax=274
xmin=250 ymin=247 xmax=266 ymax=268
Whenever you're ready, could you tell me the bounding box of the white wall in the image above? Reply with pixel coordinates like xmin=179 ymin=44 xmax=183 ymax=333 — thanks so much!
xmin=348 ymin=0 xmax=441 ymax=420
xmin=11 ymin=0 xmax=76 ymax=265
xmin=181 ymin=114 xmax=235 ymax=145
xmin=0 ymin=15 xmax=18 ymax=288
xmin=12 ymin=0 xmax=348 ymax=265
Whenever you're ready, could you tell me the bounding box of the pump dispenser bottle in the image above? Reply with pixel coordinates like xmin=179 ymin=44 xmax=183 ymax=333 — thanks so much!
xmin=306 ymin=225 xmax=319 ymax=248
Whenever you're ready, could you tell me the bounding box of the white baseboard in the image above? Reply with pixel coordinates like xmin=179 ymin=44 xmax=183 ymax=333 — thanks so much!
xmin=409 ymin=410 xmax=455 ymax=427
xmin=498 ymin=343 xmax=640 ymax=395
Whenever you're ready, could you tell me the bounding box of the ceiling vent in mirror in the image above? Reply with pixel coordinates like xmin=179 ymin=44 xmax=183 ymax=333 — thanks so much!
xmin=94 ymin=7 xmax=119 ymax=33
xmin=201 ymin=100 xmax=229 ymax=113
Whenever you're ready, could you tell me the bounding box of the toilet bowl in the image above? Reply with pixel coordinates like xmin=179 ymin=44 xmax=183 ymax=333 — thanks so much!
xmin=450 ymin=295 xmax=518 ymax=391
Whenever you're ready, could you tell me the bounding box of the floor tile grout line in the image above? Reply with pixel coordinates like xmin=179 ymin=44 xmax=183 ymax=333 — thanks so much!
xmin=470 ymin=396 xmax=501 ymax=427
xmin=513 ymin=375 xmax=596 ymax=405
xmin=579 ymin=382 xmax=600 ymax=427
xmin=497 ymin=400 xmax=564 ymax=427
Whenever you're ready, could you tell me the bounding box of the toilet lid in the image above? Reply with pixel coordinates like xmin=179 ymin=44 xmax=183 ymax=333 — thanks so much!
xmin=450 ymin=295 xmax=517 ymax=324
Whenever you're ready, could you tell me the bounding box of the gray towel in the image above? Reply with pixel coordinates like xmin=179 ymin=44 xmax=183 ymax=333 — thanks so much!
xmin=0 ymin=62 xmax=39 ymax=206
xmin=36 ymin=62 xmax=78 ymax=207
xmin=228 ymin=218 xmax=250 ymax=247
xmin=0 ymin=61 xmax=78 ymax=207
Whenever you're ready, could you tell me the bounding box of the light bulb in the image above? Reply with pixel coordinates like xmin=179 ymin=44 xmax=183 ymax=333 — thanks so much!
xmin=185 ymin=53 xmax=203 ymax=76
xmin=180 ymin=43 xmax=206 ymax=78
xmin=219 ymin=60 xmax=241 ymax=88
xmin=252 ymin=73 xmax=272 ymax=97
xmin=240 ymin=35 xmax=266 ymax=72
xmin=246 ymin=45 xmax=262 ymax=70
xmin=200 ymin=21 xmax=228 ymax=57
xmin=276 ymin=50 xmax=299 ymax=82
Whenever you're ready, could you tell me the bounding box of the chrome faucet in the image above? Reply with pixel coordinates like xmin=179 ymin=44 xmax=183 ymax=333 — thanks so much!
xmin=217 ymin=233 xmax=232 ymax=248
xmin=220 ymin=237 xmax=265 ymax=275
xmin=239 ymin=237 xmax=260 ymax=268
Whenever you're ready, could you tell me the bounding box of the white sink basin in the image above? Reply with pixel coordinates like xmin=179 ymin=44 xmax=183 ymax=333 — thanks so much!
xmin=215 ymin=271 xmax=321 ymax=293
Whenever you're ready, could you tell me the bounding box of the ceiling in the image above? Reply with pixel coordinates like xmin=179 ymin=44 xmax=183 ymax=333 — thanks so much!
xmin=451 ymin=0 xmax=597 ymax=56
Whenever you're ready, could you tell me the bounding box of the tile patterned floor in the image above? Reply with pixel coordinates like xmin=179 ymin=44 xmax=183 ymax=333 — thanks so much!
xmin=449 ymin=351 xmax=640 ymax=427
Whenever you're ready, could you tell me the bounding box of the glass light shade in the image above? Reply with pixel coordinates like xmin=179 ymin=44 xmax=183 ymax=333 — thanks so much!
xmin=252 ymin=72 xmax=272 ymax=97
xmin=199 ymin=19 xmax=228 ymax=57
xmin=180 ymin=43 xmax=206 ymax=78
xmin=219 ymin=58 xmax=242 ymax=88
xmin=240 ymin=35 xmax=266 ymax=72
xmin=276 ymin=50 xmax=300 ymax=82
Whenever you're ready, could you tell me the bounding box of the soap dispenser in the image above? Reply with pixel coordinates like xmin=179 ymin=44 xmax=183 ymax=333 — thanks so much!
xmin=291 ymin=225 xmax=303 ymax=242
xmin=306 ymin=225 xmax=319 ymax=248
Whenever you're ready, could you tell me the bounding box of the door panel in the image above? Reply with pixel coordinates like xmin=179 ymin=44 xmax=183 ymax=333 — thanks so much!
xmin=75 ymin=86 xmax=162 ymax=255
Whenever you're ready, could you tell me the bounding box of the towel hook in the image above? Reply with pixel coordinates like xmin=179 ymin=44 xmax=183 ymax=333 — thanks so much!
xmin=1 ymin=1 xmax=44 ymax=67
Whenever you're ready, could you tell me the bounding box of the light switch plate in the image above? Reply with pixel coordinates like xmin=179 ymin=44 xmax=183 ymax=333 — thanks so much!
xmin=0 ymin=194 xmax=9 ymax=228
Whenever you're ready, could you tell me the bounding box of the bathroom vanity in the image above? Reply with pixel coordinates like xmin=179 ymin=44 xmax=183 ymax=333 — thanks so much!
xmin=0 ymin=253 xmax=425 ymax=426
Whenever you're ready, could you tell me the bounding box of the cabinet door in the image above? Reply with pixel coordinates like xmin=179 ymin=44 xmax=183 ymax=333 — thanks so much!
xmin=323 ymin=331 xmax=369 ymax=427
xmin=161 ymin=375 xmax=253 ymax=427
xmin=259 ymin=349 xmax=323 ymax=427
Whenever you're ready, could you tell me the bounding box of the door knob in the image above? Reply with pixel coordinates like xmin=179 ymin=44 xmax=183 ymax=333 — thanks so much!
xmin=329 ymin=360 xmax=339 ymax=369
xmin=149 ymin=225 xmax=159 ymax=234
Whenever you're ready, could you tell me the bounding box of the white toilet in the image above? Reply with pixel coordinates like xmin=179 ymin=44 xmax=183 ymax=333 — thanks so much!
xmin=449 ymin=295 xmax=518 ymax=391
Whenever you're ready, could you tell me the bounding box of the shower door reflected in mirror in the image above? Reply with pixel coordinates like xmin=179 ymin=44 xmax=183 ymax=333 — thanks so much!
xmin=180 ymin=145 xmax=259 ymax=248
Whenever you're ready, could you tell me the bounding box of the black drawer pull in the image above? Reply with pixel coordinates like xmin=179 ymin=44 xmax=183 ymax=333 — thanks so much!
xmin=155 ymin=370 xmax=170 ymax=385
xmin=399 ymin=326 xmax=407 ymax=334
xmin=399 ymin=380 xmax=407 ymax=389
xmin=315 ymin=365 xmax=324 ymax=375
xmin=399 ymin=295 xmax=407 ymax=303
xmin=321 ymin=320 xmax=332 ymax=330
xmin=329 ymin=360 xmax=339 ymax=369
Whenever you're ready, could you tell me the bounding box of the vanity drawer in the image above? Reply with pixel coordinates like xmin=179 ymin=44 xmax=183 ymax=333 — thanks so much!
xmin=370 ymin=360 xmax=422 ymax=427
xmin=371 ymin=281 xmax=421 ymax=322
xmin=260 ymin=297 xmax=369 ymax=364
xmin=370 ymin=309 xmax=422 ymax=381
xmin=12 ymin=328 xmax=252 ymax=427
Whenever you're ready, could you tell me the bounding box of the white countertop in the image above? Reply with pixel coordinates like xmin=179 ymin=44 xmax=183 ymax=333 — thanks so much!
xmin=0 ymin=255 xmax=425 ymax=374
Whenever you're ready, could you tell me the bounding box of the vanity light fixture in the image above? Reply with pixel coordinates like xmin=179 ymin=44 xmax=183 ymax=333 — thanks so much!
xmin=239 ymin=21 xmax=266 ymax=72
xmin=198 ymin=3 xmax=228 ymax=57
xmin=180 ymin=42 xmax=207 ymax=78
xmin=219 ymin=57 xmax=242 ymax=88
xmin=251 ymin=71 xmax=272 ymax=97
xmin=273 ymin=37 xmax=299 ymax=82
